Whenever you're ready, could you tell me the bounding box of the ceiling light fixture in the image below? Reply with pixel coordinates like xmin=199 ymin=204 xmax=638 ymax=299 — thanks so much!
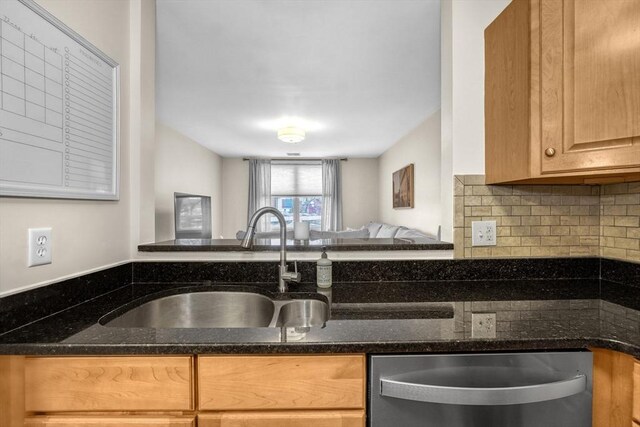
xmin=277 ymin=126 xmax=305 ymax=144
xmin=258 ymin=117 xmax=324 ymax=132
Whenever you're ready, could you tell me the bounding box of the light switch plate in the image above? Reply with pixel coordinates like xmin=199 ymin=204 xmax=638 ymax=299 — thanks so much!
xmin=471 ymin=312 xmax=496 ymax=339
xmin=472 ymin=220 xmax=497 ymax=246
xmin=28 ymin=228 xmax=52 ymax=267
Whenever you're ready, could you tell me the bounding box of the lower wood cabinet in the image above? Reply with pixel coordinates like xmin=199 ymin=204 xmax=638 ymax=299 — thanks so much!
xmin=11 ymin=351 xmax=640 ymax=427
xmin=24 ymin=356 xmax=194 ymax=412
xmin=198 ymin=411 xmax=365 ymax=427
xmin=0 ymin=355 xmax=24 ymax=427
xmin=634 ymin=359 xmax=640 ymax=424
xmin=592 ymin=348 xmax=637 ymax=427
xmin=24 ymin=416 xmax=196 ymax=427
xmin=198 ymin=355 xmax=366 ymax=411
xmin=5 ymin=351 xmax=640 ymax=427
xmin=0 ymin=354 xmax=366 ymax=427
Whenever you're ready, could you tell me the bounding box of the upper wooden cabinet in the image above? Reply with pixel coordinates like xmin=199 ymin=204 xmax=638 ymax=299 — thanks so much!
xmin=485 ymin=0 xmax=640 ymax=184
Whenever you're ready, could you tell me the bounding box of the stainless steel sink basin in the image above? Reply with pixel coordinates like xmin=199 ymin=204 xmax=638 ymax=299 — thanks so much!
xmin=102 ymin=291 xmax=328 ymax=329
xmin=276 ymin=298 xmax=328 ymax=328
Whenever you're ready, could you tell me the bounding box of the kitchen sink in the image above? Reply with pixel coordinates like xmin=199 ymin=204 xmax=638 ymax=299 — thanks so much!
xmin=101 ymin=291 xmax=328 ymax=329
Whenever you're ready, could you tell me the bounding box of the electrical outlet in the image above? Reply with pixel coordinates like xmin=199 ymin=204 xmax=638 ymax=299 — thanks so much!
xmin=28 ymin=228 xmax=52 ymax=267
xmin=472 ymin=220 xmax=497 ymax=246
xmin=471 ymin=312 xmax=496 ymax=339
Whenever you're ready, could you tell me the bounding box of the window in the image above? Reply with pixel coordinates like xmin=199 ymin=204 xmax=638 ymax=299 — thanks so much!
xmin=270 ymin=161 xmax=322 ymax=230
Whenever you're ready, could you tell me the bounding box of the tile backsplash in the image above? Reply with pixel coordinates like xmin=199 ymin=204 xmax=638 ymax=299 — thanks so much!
xmin=454 ymin=176 xmax=639 ymax=263
xmin=599 ymin=182 xmax=640 ymax=262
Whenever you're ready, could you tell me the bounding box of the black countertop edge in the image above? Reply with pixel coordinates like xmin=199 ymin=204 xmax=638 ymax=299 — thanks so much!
xmin=0 ymin=337 xmax=636 ymax=358
xmin=137 ymin=238 xmax=454 ymax=252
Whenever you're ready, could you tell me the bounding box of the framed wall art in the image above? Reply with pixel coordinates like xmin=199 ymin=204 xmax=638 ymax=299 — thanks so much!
xmin=392 ymin=163 xmax=414 ymax=209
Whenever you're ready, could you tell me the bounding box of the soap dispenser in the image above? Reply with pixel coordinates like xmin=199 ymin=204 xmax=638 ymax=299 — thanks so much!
xmin=316 ymin=246 xmax=332 ymax=288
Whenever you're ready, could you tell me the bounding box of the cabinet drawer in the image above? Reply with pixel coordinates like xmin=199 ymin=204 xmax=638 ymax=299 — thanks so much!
xmin=25 ymin=416 xmax=195 ymax=427
xmin=634 ymin=360 xmax=640 ymax=423
xmin=25 ymin=356 xmax=194 ymax=412
xmin=198 ymin=355 xmax=365 ymax=410
xmin=198 ymin=411 xmax=365 ymax=427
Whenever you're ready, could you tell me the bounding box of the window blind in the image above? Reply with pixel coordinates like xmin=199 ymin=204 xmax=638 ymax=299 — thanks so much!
xmin=271 ymin=161 xmax=322 ymax=196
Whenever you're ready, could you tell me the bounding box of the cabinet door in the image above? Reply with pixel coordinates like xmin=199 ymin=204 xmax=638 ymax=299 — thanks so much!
xmin=592 ymin=348 xmax=635 ymax=427
xmin=198 ymin=411 xmax=364 ymax=427
xmin=198 ymin=355 xmax=365 ymax=411
xmin=24 ymin=356 xmax=194 ymax=412
xmin=539 ymin=0 xmax=640 ymax=175
xmin=0 ymin=356 xmax=24 ymax=427
xmin=634 ymin=360 xmax=640 ymax=423
xmin=24 ymin=416 xmax=195 ymax=427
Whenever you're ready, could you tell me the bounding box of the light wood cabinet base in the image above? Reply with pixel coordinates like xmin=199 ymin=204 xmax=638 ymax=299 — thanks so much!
xmin=24 ymin=356 xmax=194 ymax=412
xmin=0 ymin=355 xmax=366 ymax=427
xmin=592 ymin=348 xmax=635 ymax=427
xmin=0 ymin=356 xmax=25 ymax=427
xmin=24 ymin=416 xmax=195 ymax=427
xmin=634 ymin=359 xmax=640 ymax=424
xmin=198 ymin=411 xmax=365 ymax=427
xmin=198 ymin=355 xmax=365 ymax=411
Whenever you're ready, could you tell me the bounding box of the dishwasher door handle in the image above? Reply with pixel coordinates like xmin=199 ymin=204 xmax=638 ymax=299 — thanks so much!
xmin=380 ymin=374 xmax=587 ymax=406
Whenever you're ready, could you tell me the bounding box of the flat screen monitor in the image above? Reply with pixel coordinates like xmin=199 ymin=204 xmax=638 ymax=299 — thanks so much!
xmin=174 ymin=193 xmax=212 ymax=239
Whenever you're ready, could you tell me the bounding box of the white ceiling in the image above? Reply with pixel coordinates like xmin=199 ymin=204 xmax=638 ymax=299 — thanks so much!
xmin=156 ymin=0 xmax=441 ymax=158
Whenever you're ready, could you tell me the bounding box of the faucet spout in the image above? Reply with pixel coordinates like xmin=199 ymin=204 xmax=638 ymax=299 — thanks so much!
xmin=240 ymin=225 xmax=256 ymax=249
xmin=242 ymin=207 xmax=301 ymax=292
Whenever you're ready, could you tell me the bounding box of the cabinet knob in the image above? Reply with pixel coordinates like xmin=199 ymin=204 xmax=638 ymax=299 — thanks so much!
xmin=544 ymin=147 xmax=556 ymax=157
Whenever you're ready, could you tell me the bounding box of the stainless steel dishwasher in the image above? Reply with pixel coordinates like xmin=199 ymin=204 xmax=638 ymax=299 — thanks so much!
xmin=370 ymin=351 xmax=592 ymax=427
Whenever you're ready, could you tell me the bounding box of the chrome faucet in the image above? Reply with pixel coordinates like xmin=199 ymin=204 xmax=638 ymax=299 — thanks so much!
xmin=241 ymin=207 xmax=301 ymax=292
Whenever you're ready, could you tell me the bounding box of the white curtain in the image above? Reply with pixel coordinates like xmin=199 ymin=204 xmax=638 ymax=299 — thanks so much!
xmin=247 ymin=159 xmax=271 ymax=232
xmin=321 ymin=159 xmax=343 ymax=231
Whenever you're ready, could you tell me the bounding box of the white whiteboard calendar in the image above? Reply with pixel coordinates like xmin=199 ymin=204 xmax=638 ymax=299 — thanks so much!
xmin=0 ymin=0 xmax=119 ymax=200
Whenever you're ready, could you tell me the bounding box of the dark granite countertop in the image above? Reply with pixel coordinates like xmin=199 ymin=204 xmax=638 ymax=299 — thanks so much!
xmin=138 ymin=237 xmax=454 ymax=252
xmin=1 ymin=278 xmax=638 ymax=357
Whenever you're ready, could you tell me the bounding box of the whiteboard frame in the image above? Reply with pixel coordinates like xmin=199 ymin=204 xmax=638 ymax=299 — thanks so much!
xmin=0 ymin=0 xmax=120 ymax=200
